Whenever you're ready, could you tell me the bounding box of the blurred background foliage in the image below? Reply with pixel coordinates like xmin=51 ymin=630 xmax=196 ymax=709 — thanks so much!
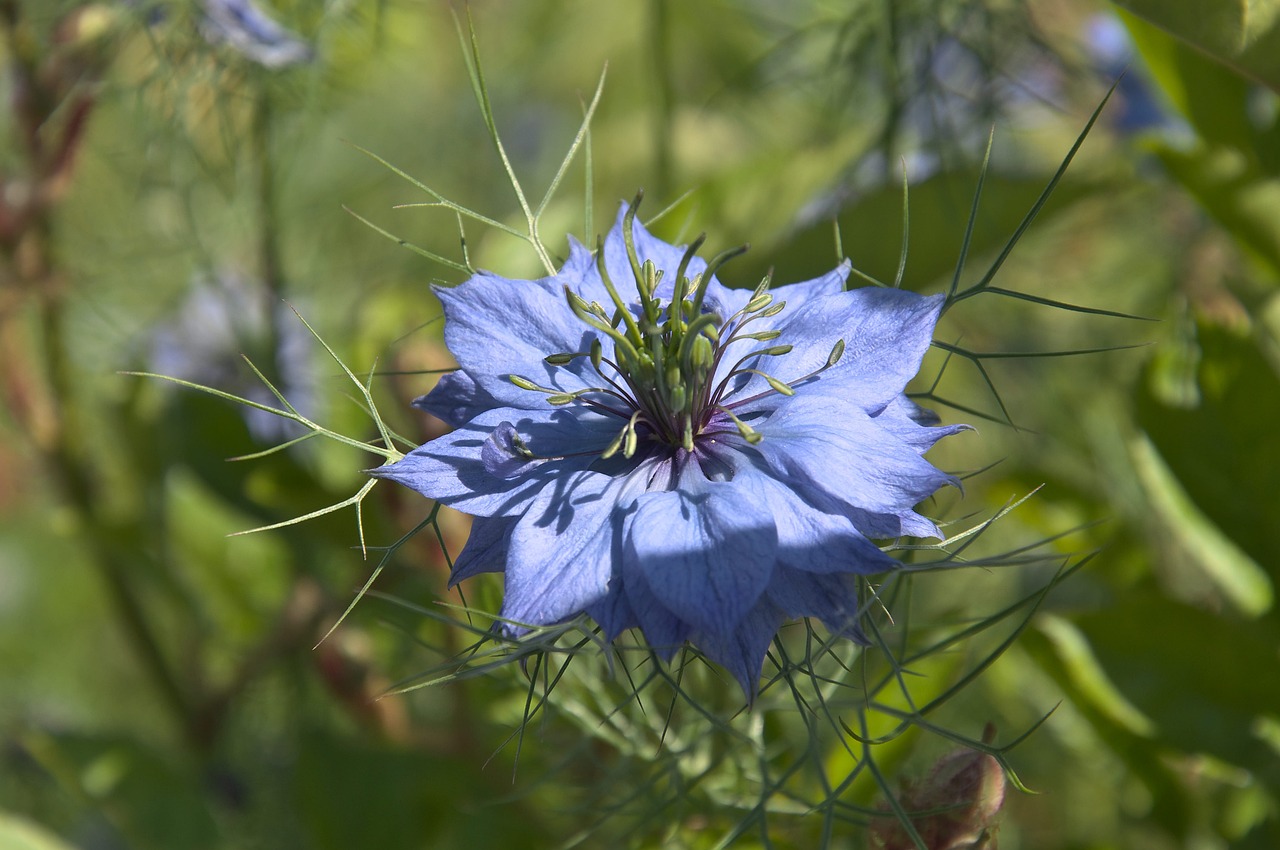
xmin=1 ymin=0 xmax=1278 ymax=848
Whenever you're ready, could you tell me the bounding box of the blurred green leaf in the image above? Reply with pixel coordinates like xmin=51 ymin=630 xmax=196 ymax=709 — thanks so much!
xmin=1022 ymin=615 xmax=1194 ymax=838
xmin=1151 ymin=144 xmax=1280 ymax=278
xmin=294 ymin=733 xmax=541 ymax=850
xmin=1121 ymin=10 xmax=1261 ymax=155
xmin=1130 ymin=433 xmax=1273 ymax=616
xmin=1075 ymin=594 xmax=1280 ymax=775
xmin=0 ymin=813 xmax=77 ymax=850
xmin=25 ymin=733 xmax=220 ymax=850
xmin=1136 ymin=320 xmax=1280 ymax=594
xmin=1113 ymin=0 xmax=1280 ymax=93
xmin=736 ymin=171 xmax=1112 ymax=291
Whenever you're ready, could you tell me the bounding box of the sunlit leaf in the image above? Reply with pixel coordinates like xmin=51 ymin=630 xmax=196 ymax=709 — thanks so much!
xmin=1114 ymin=0 xmax=1280 ymax=93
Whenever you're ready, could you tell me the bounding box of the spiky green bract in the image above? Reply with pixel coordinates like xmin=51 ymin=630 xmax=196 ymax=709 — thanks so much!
xmin=372 ymin=204 xmax=968 ymax=697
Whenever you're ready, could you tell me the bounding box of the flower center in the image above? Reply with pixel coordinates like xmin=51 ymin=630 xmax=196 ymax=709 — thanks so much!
xmin=510 ymin=198 xmax=845 ymax=459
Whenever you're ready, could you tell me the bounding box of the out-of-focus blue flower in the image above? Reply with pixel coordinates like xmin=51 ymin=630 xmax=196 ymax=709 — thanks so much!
xmin=151 ymin=270 xmax=313 ymax=440
xmin=199 ymin=0 xmax=313 ymax=68
xmin=1083 ymin=13 xmax=1171 ymax=134
xmin=374 ymin=204 xmax=966 ymax=696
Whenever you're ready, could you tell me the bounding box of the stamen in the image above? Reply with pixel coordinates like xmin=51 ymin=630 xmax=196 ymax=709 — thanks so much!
xmin=515 ymin=199 xmax=816 ymax=459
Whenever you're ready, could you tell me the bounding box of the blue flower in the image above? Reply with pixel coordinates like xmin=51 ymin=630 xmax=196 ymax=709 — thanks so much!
xmin=199 ymin=0 xmax=313 ymax=68
xmin=374 ymin=203 xmax=966 ymax=696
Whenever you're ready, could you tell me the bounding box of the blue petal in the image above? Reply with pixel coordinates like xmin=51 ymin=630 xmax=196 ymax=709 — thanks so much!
xmin=871 ymin=396 xmax=972 ymax=452
xmin=621 ymin=562 xmax=692 ymax=659
xmin=200 ymin=0 xmax=313 ymax=68
xmin=622 ymin=462 xmax=778 ymax=638
xmin=449 ymin=515 xmax=513 ymax=585
xmin=723 ymin=289 xmax=944 ymax=413
xmin=769 ymin=261 xmax=850 ymax=304
xmin=711 ymin=449 xmax=898 ymax=574
xmin=693 ymin=601 xmax=784 ymax=700
xmin=369 ymin=407 xmax=615 ymax=517
xmin=435 ymin=274 xmax=600 ymax=409
xmin=752 ymin=394 xmax=957 ymax=538
xmin=412 ymin=370 xmax=501 ymax=427
xmin=765 ymin=568 xmax=868 ymax=642
xmin=481 ymin=422 xmax=542 ymax=479
xmin=501 ymin=466 xmax=650 ymax=629
xmin=585 ymin=577 xmax=637 ymax=639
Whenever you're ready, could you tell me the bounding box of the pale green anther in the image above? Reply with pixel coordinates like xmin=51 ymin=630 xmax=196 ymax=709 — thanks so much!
xmin=758 ymin=344 xmax=793 ymax=357
xmin=690 ymin=334 xmax=714 ymax=371
xmin=511 ymin=433 xmax=535 ymax=458
xmin=719 ymin=405 xmax=763 ymax=444
xmin=765 ymin=375 xmax=795 ymax=396
xmin=633 ymin=352 xmax=656 ymax=389
xmin=761 ymin=301 xmax=786 ymax=318
xmin=745 ymin=293 xmax=773 ymax=313
xmin=665 ymin=358 xmax=686 ymax=409
xmin=589 ymin=338 xmax=603 ymax=370
xmin=568 ymin=286 xmax=641 ymax=370
xmin=682 ymin=312 xmax=720 ymax=343
xmin=741 ymin=367 xmax=795 ymax=397
xmin=547 ymin=394 xmax=576 ymax=406
xmin=827 ymin=338 xmax=846 ymax=367
xmin=601 ymin=427 xmax=625 ymax=460
xmin=509 ymin=375 xmax=542 ymax=391
xmin=751 ymin=273 xmax=773 ymax=298
xmin=647 ymin=260 xmax=664 ymax=292
xmin=665 ymin=360 xmax=681 ymax=388
xmin=741 ymin=330 xmax=781 ymax=342
xmin=544 ymin=352 xmax=577 ymax=365
xmin=667 ymin=383 xmax=687 ymax=411
xmin=623 ymin=414 xmax=640 ymax=457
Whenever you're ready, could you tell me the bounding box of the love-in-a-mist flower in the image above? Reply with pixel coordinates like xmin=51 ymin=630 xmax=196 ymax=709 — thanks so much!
xmin=374 ymin=201 xmax=967 ymax=696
